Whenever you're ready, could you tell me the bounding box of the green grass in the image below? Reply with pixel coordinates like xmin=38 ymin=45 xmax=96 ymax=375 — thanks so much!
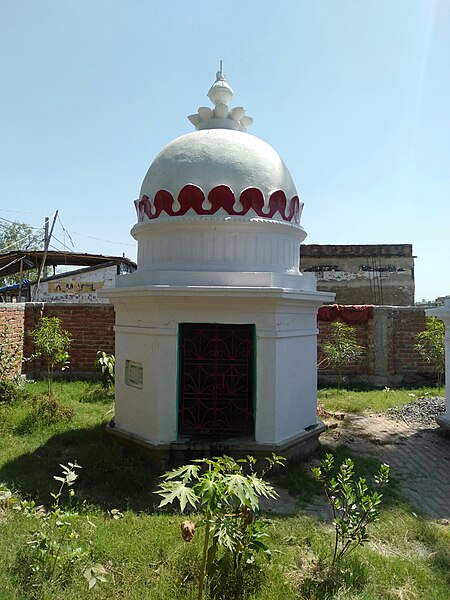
xmin=318 ymin=386 xmax=442 ymax=414
xmin=1 ymin=381 xmax=449 ymax=599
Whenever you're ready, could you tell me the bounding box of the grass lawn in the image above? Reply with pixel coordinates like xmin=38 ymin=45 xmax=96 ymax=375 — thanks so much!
xmin=0 ymin=381 xmax=449 ymax=599
xmin=318 ymin=386 xmax=442 ymax=415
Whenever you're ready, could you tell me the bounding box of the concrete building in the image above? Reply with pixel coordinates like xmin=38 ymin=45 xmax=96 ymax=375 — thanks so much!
xmin=30 ymin=261 xmax=135 ymax=303
xmin=301 ymin=244 xmax=415 ymax=306
xmin=0 ymin=252 xmax=136 ymax=303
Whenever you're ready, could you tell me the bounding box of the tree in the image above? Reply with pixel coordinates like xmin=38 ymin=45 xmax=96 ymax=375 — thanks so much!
xmin=0 ymin=220 xmax=43 ymax=286
xmin=320 ymin=321 xmax=364 ymax=390
xmin=415 ymin=316 xmax=445 ymax=391
xmin=29 ymin=317 xmax=72 ymax=396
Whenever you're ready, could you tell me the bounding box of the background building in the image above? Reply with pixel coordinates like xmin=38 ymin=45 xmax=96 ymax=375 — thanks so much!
xmin=301 ymin=244 xmax=415 ymax=306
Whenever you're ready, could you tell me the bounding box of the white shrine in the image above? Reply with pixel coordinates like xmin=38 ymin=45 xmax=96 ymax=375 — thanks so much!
xmin=103 ymin=68 xmax=334 ymax=464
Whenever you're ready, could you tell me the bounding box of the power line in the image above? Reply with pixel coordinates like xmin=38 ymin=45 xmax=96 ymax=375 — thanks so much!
xmin=0 ymin=208 xmax=46 ymax=216
xmin=67 ymin=229 xmax=136 ymax=247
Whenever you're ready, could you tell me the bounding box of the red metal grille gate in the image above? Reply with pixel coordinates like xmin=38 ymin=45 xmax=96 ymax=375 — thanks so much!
xmin=178 ymin=323 xmax=254 ymax=437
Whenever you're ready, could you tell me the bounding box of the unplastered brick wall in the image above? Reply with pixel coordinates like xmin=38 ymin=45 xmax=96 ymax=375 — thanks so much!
xmin=387 ymin=307 xmax=429 ymax=379
xmin=0 ymin=302 xmax=437 ymax=386
xmin=318 ymin=306 xmax=434 ymax=387
xmin=0 ymin=304 xmax=25 ymax=378
xmin=23 ymin=303 xmax=115 ymax=377
xmin=318 ymin=319 xmax=375 ymax=376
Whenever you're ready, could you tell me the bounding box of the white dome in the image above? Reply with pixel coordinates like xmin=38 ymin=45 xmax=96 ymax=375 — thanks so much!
xmin=139 ymin=128 xmax=298 ymax=203
xmin=129 ymin=69 xmax=308 ymax=283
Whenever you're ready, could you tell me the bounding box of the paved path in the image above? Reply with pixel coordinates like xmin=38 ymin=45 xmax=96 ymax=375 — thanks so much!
xmin=324 ymin=413 xmax=450 ymax=520
xmin=263 ymin=414 xmax=450 ymax=522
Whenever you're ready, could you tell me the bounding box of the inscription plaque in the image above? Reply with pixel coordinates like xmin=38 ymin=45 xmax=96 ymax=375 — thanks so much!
xmin=125 ymin=360 xmax=143 ymax=389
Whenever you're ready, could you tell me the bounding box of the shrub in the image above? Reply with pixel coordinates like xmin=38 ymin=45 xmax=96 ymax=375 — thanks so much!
xmin=312 ymin=453 xmax=390 ymax=567
xmin=28 ymin=317 xmax=72 ymax=396
xmin=415 ymin=316 xmax=445 ymax=391
xmin=320 ymin=321 xmax=364 ymax=389
xmin=32 ymin=394 xmax=74 ymax=424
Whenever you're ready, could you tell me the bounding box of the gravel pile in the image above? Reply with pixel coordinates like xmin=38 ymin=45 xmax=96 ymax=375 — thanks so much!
xmin=386 ymin=396 xmax=445 ymax=426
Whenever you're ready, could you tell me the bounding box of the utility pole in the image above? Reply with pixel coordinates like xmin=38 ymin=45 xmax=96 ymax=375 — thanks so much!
xmin=32 ymin=211 xmax=58 ymax=301
xmin=43 ymin=216 xmax=49 ymax=279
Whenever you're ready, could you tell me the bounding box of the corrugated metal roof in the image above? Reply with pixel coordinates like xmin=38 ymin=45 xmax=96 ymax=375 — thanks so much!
xmin=0 ymin=251 xmax=136 ymax=277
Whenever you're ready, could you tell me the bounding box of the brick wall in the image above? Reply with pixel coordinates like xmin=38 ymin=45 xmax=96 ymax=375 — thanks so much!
xmin=387 ymin=308 xmax=429 ymax=380
xmin=0 ymin=302 xmax=439 ymax=386
xmin=318 ymin=306 xmax=436 ymax=387
xmin=301 ymin=244 xmax=415 ymax=306
xmin=318 ymin=318 xmax=376 ymax=377
xmin=22 ymin=303 xmax=115 ymax=377
xmin=0 ymin=304 xmax=25 ymax=378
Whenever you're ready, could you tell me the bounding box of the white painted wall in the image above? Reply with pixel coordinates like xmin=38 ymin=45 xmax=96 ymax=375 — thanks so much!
xmin=109 ymin=287 xmax=331 ymax=445
xmin=33 ymin=265 xmax=127 ymax=303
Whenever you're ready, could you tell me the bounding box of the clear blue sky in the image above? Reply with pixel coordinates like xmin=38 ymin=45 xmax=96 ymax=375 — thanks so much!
xmin=1 ymin=0 xmax=449 ymax=301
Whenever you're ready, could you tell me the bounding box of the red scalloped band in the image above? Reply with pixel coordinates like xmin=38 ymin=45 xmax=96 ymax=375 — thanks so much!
xmin=135 ymin=184 xmax=302 ymax=225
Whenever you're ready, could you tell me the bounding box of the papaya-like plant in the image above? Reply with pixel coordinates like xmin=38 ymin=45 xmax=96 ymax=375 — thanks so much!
xmin=155 ymin=454 xmax=285 ymax=600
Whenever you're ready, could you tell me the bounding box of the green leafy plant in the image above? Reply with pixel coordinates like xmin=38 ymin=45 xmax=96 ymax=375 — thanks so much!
xmin=312 ymin=454 xmax=390 ymax=567
xmin=19 ymin=462 xmax=107 ymax=592
xmin=155 ymin=454 xmax=285 ymax=600
xmin=95 ymin=351 xmax=115 ymax=389
xmin=415 ymin=316 xmax=445 ymax=391
xmin=28 ymin=316 xmax=72 ymax=395
xmin=320 ymin=321 xmax=364 ymax=390
xmin=22 ymin=462 xmax=87 ymax=587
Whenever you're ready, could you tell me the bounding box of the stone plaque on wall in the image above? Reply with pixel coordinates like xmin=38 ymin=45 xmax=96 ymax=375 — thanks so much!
xmin=125 ymin=360 xmax=143 ymax=389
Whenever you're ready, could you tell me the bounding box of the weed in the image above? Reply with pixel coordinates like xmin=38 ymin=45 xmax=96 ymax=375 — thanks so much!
xmin=0 ymin=324 xmax=20 ymax=381
xmin=16 ymin=462 xmax=107 ymax=595
xmin=32 ymin=394 xmax=74 ymax=424
xmin=95 ymin=351 xmax=115 ymax=390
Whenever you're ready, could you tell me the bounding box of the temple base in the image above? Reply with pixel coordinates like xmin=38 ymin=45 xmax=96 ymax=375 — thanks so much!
xmin=106 ymin=421 xmax=326 ymax=472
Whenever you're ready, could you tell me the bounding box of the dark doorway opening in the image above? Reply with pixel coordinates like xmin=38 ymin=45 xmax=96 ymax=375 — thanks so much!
xmin=178 ymin=323 xmax=255 ymax=437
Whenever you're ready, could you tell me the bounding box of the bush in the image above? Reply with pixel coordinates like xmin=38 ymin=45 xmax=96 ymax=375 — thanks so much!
xmin=415 ymin=316 xmax=445 ymax=390
xmin=32 ymin=394 xmax=74 ymax=424
xmin=312 ymin=453 xmax=390 ymax=567
xmin=320 ymin=321 xmax=364 ymax=390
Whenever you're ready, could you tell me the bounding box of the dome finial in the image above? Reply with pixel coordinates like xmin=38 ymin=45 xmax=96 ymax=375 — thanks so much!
xmin=216 ymin=60 xmax=225 ymax=82
xmin=187 ymin=66 xmax=253 ymax=132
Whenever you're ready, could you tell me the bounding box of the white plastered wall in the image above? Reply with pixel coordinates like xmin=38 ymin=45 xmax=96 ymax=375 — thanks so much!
xmin=110 ymin=287 xmax=328 ymax=445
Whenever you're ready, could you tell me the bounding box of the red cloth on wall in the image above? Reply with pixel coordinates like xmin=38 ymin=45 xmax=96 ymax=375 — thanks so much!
xmin=318 ymin=304 xmax=374 ymax=324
